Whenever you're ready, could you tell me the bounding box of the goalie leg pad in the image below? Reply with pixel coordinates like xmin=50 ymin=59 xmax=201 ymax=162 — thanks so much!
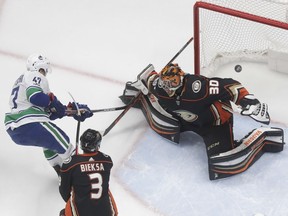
xmin=139 ymin=94 xmax=181 ymax=144
xmin=208 ymin=127 xmax=284 ymax=180
xmin=262 ymin=127 xmax=284 ymax=153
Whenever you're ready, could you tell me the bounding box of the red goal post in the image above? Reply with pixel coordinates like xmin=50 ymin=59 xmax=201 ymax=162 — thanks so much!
xmin=194 ymin=0 xmax=288 ymax=75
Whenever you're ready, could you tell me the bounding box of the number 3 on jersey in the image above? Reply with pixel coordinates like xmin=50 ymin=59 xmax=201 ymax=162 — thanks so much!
xmin=11 ymin=86 xmax=20 ymax=109
xmin=88 ymin=173 xmax=103 ymax=199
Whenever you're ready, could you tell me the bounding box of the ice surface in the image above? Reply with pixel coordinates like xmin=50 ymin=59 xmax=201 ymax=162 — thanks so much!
xmin=0 ymin=1 xmax=287 ymax=216
xmin=117 ymin=115 xmax=288 ymax=216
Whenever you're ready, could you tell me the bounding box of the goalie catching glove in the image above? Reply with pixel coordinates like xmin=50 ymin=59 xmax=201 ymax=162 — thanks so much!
xmin=67 ymin=102 xmax=93 ymax=122
xmin=239 ymin=94 xmax=270 ymax=124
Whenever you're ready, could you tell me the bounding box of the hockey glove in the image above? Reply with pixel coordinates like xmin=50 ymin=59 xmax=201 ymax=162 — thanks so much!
xmin=130 ymin=64 xmax=156 ymax=95
xmin=130 ymin=79 xmax=149 ymax=95
xmin=47 ymin=95 xmax=66 ymax=120
xmin=239 ymin=94 xmax=270 ymax=125
xmin=67 ymin=102 xmax=93 ymax=122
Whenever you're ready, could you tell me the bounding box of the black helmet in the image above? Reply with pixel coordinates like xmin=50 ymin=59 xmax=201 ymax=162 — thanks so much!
xmin=80 ymin=129 xmax=102 ymax=153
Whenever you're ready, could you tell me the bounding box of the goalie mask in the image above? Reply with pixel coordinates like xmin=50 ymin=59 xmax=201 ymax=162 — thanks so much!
xmin=26 ymin=53 xmax=51 ymax=76
xmin=80 ymin=129 xmax=102 ymax=153
xmin=159 ymin=63 xmax=185 ymax=97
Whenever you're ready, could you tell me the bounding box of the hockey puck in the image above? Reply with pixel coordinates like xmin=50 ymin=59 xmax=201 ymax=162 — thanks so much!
xmin=234 ymin=64 xmax=242 ymax=72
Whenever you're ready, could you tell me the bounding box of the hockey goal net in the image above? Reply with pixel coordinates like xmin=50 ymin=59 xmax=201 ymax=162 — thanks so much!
xmin=194 ymin=0 xmax=288 ymax=75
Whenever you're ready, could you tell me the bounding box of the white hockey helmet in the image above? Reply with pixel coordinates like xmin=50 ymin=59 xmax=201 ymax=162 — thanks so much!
xmin=26 ymin=53 xmax=51 ymax=75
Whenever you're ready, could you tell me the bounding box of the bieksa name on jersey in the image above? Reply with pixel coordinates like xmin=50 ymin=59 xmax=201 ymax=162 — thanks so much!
xmin=80 ymin=163 xmax=105 ymax=172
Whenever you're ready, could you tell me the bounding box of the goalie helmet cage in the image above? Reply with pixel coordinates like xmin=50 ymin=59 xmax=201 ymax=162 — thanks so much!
xmin=193 ymin=0 xmax=288 ymax=75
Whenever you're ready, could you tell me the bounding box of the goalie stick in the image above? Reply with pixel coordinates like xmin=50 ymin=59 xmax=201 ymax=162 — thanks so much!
xmin=103 ymin=92 xmax=141 ymax=136
xmin=102 ymin=37 xmax=194 ymax=137
xmin=102 ymin=63 xmax=153 ymax=136
xmin=165 ymin=37 xmax=194 ymax=67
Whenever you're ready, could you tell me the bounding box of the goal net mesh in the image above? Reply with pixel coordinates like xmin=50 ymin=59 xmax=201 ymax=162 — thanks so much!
xmin=194 ymin=0 xmax=288 ymax=74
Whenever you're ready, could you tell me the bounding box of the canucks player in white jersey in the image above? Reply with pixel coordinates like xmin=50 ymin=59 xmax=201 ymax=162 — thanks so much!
xmin=4 ymin=54 xmax=93 ymax=175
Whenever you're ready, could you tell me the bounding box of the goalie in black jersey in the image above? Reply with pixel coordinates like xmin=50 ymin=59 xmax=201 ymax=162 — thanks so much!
xmin=120 ymin=63 xmax=284 ymax=180
xmin=59 ymin=129 xmax=118 ymax=216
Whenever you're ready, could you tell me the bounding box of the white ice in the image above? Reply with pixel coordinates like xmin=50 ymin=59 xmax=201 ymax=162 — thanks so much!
xmin=0 ymin=1 xmax=287 ymax=216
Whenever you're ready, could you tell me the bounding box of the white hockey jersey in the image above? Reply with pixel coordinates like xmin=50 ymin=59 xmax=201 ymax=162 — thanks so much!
xmin=4 ymin=71 xmax=51 ymax=130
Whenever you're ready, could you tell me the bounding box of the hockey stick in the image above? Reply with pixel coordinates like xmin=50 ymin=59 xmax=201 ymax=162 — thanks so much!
xmin=91 ymin=106 xmax=127 ymax=113
xmin=164 ymin=37 xmax=194 ymax=67
xmin=102 ymin=64 xmax=153 ymax=136
xmin=75 ymin=120 xmax=81 ymax=155
xmin=66 ymin=105 xmax=127 ymax=115
xmin=68 ymin=92 xmax=81 ymax=155
xmin=103 ymin=91 xmax=141 ymax=136
xmin=102 ymin=37 xmax=193 ymax=136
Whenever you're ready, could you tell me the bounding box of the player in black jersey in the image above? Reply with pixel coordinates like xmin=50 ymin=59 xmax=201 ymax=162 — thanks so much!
xmin=120 ymin=63 xmax=284 ymax=180
xmin=59 ymin=129 xmax=118 ymax=216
